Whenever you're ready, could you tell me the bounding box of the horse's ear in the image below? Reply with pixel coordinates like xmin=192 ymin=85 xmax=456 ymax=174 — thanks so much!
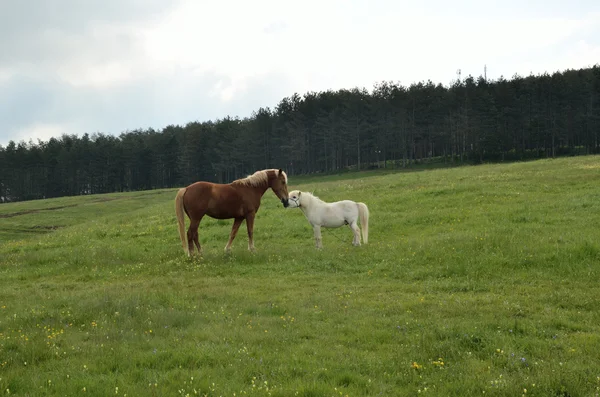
xmin=298 ymin=191 xmax=301 ymax=196
xmin=278 ymin=169 xmax=283 ymax=175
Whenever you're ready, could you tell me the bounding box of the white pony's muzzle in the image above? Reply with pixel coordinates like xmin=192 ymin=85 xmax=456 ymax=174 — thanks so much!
xmin=288 ymin=198 xmax=300 ymax=208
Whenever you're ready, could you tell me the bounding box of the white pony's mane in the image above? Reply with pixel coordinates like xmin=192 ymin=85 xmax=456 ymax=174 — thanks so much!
xmin=232 ymin=169 xmax=287 ymax=187
xmin=299 ymin=191 xmax=326 ymax=205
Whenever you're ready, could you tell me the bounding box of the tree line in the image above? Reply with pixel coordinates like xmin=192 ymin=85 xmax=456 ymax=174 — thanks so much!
xmin=1 ymin=65 xmax=599 ymax=202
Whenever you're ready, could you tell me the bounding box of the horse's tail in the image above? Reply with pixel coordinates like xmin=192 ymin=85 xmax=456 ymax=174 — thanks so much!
xmin=357 ymin=202 xmax=369 ymax=244
xmin=175 ymin=187 xmax=189 ymax=255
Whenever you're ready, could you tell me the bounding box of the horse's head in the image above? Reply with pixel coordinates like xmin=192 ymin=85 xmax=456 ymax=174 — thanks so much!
xmin=287 ymin=190 xmax=301 ymax=208
xmin=271 ymin=169 xmax=289 ymax=207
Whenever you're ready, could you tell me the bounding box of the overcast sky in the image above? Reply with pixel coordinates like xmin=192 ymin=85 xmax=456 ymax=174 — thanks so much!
xmin=1 ymin=0 xmax=599 ymax=147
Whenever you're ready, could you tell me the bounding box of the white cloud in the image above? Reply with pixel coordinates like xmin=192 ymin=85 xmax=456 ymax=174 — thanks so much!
xmin=1 ymin=0 xmax=599 ymax=145
xmin=0 ymin=68 xmax=14 ymax=84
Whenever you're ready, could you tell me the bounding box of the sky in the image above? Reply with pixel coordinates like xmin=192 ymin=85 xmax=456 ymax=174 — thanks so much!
xmin=1 ymin=0 xmax=599 ymax=147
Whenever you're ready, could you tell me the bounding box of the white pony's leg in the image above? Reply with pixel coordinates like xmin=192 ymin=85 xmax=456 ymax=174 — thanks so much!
xmin=349 ymin=221 xmax=361 ymax=246
xmin=312 ymin=224 xmax=323 ymax=249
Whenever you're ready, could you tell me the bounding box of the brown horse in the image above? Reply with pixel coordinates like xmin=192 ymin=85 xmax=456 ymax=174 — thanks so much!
xmin=175 ymin=168 xmax=290 ymax=256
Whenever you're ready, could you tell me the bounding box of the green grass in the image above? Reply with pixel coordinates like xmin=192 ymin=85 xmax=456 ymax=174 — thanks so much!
xmin=1 ymin=156 xmax=600 ymax=396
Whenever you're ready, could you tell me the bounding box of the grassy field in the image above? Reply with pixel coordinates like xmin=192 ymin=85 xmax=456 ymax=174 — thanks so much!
xmin=1 ymin=156 xmax=600 ymax=396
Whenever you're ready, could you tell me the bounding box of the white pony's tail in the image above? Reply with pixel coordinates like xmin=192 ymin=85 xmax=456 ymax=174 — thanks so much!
xmin=175 ymin=188 xmax=189 ymax=255
xmin=357 ymin=202 xmax=369 ymax=244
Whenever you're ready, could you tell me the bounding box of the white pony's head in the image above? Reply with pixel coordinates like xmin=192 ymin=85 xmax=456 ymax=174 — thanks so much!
xmin=288 ymin=190 xmax=302 ymax=208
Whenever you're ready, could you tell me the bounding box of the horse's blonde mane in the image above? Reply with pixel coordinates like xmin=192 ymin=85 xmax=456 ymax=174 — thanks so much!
xmin=232 ymin=169 xmax=287 ymax=187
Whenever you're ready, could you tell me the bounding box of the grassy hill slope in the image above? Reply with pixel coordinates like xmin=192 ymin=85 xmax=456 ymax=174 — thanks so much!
xmin=1 ymin=156 xmax=600 ymax=396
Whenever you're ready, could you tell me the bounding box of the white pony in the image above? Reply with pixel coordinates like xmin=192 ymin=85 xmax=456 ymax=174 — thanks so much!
xmin=287 ymin=190 xmax=369 ymax=249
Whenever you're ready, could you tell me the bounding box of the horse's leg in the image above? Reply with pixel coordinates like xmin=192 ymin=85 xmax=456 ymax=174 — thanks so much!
xmin=192 ymin=216 xmax=204 ymax=255
xmin=245 ymin=212 xmax=256 ymax=252
xmin=349 ymin=220 xmax=361 ymax=246
xmin=224 ymin=217 xmax=244 ymax=254
xmin=187 ymin=218 xmax=201 ymax=256
xmin=312 ymin=224 xmax=323 ymax=249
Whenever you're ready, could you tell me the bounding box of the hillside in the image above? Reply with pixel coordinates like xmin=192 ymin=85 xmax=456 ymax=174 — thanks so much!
xmin=1 ymin=156 xmax=600 ymax=396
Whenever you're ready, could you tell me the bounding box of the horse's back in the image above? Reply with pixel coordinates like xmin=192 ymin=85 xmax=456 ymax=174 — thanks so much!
xmin=182 ymin=182 xmax=212 ymax=216
xmin=185 ymin=181 xmax=238 ymax=197
xmin=183 ymin=181 xmax=247 ymax=219
xmin=330 ymin=200 xmax=359 ymax=216
xmin=309 ymin=199 xmax=357 ymax=227
xmin=184 ymin=181 xmax=216 ymax=202
xmin=337 ymin=200 xmax=357 ymax=209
